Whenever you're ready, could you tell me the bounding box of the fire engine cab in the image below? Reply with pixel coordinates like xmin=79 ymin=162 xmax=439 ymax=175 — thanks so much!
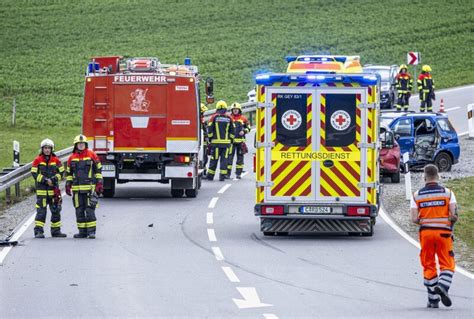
xmin=254 ymin=56 xmax=380 ymax=236
xmin=82 ymin=56 xmax=212 ymax=198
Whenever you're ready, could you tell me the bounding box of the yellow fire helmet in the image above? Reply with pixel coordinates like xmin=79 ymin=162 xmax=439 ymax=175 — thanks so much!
xmin=399 ymin=64 xmax=408 ymax=71
xmin=422 ymin=65 xmax=432 ymax=72
xmin=216 ymin=100 xmax=228 ymax=110
xmin=230 ymin=102 xmax=242 ymax=112
xmin=200 ymin=103 xmax=208 ymax=113
xmin=73 ymin=134 xmax=88 ymax=145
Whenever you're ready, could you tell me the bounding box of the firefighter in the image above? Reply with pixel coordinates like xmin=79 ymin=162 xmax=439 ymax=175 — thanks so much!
xmin=207 ymin=100 xmax=235 ymax=181
xmin=200 ymin=103 xmax=210 ymax=176
xmin=227 ymin=102 xmax=250 ymax=179
xmin=411 ymin=164 xmax=458 ymax=308
xmin=65 ymin=135 xmax=103 ymax=239
xmin=395 ymin=64 xmax=413 ymax=112
xmin=417 ymin=65 xmax=435 ymax=112
xmin=31 ymin=139 xmax=66 ymax=238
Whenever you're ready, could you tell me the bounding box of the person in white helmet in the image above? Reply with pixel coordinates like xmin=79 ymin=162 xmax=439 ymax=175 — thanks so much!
xmin=30 ymin=139 xmax=66 ymax=238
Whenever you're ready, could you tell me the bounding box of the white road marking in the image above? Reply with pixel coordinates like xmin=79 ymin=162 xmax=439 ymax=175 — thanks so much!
xmin=222 ymin=266 xmax=240 ymax=283
xmin=263 ymin=314 xmax=279 ymax=319
xmin=379 ymin=207 xmax=474 ymax=279
xmin=445 ymin=106 xmax=461 ymax=112
xmin=0 ymin=191 xmax=67 ymax=265
xmin=206 ymin=212 xmax=214 ymax=224
xmin=0 ymin=213 xmax=35 ymax=265
xmin=207 ymin=229 xmax=217 ymax=242
xmin=208 ymin=197 xmax=219 ymax=209
xmin=459 ymin=131 xmax=469 ymax=137
xmin=233 ymin=287 xmax=272 ymax=309
xmin=241 ymin=172 xmax=249 ymax=177
xmin=212 ymin=247 xmax=225 ymax=261
xmin=218 ymin=184 xmax=232 ymax=194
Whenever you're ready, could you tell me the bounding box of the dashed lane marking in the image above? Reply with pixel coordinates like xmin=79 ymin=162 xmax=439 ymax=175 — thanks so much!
xmin=208 ymin=197 xmax=219 ymax=209
xmin=263 ymin=314 xmax=279 ymax=319
xmin=207 ymin=229 xmax=217 ymax=242
xmin=445 ymin=106 xmax=461 ymax=112
xmin=212 ymin=247 xmax=225 ymax=261
xmin=222 ymin=266 xmax=240 ymax=283
xmin=218 ymin=184 xmax=232 ymax=194
xmin=206 ymin=212 xmax=214 ymax=224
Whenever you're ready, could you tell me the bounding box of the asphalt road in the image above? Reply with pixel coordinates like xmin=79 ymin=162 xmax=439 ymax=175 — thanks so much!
xmin=0 ymin=86 xmax=473 ymax=319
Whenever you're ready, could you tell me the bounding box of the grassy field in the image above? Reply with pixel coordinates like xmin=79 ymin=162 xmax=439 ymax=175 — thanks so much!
xmin=0 ymin=0 xmax=472 ymax=170
xmin=446 ymin=177 xmax=474 ymax=249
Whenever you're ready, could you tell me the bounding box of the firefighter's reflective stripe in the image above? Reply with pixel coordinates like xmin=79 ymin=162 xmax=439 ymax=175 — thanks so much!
xmin=31 ymin=167 xmax=38 ymax=173
xmin=319 ymin=93 xmax=361 ymax=198
xmin=36 ymin=174 xmax=44 ymax=183
xmin=36 ymin=190 xmax=55 ymax=196
xmin=77 ymin=222 xmax=87 ymax=228
xmin=72 ymin=185 xmax=95 ymax=191
xmin=86 ymin=221 xmax=97 ymax=228
xmin=51 ymin=221 xmax=61 ymax=228
xmin=270 ymin=93 xmax=312 ymax=197
xmin=35 ymin=221 xmax=45 ymax=227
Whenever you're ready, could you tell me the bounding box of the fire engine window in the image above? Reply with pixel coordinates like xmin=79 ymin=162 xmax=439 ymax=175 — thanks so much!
xmin=324 ymin=94 xmax=356 ymax=147
xmin=276 ymin=93 xmax=308 ymax=146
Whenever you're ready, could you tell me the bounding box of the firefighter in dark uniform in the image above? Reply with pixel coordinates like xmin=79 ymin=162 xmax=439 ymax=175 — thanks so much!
xmin=200 ymin=103 xmax=210 ymax=176
xmin=31 ymin=139 xmax=66 ymax=238
xmin=395 ymin=64 xmax=413 ymax=112
xmin=418 ymin=65 xmax=435 ymax=112
xmin=411 ymin=164 xmax=458 ymax=308
xmin=207 ymin=100 xmax=235 ymax=181
xmin=65 ymin=135 xmax=103 ymax=239
xmin=227 ymin=102 xmax=250 ymax=179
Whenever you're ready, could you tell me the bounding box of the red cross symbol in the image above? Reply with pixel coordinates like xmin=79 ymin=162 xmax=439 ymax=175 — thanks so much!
xmin=335 ymin=115 xmax=346 ymax=126
xmin=286 ymin=114 xmax=297 ymax=125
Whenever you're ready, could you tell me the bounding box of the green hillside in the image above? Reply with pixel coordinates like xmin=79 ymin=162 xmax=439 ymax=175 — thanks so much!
xmin=0 ymin=0 xmax=472 ymax=168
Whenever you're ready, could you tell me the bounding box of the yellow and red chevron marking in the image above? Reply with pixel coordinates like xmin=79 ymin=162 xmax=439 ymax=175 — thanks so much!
xmin=366 ymin=86 xmax=377 ymax=204
xmin=319 ymin=93 xmax=361 ymax=198
xmin=256 ymin=85 xmax=266 ymax=203
xmin=270 ymin=93 xmax=312 ymax=197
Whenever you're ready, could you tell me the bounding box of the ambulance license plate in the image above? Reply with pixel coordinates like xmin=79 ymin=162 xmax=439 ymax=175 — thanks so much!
xmin=299 ymin=206 xmax=332 ymax=214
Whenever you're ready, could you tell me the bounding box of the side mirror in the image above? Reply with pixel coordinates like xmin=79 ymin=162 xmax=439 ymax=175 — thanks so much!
xmin=205 ymin=78 xmax=214 ymax=104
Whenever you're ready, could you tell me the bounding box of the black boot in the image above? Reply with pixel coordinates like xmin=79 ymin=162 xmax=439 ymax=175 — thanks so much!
xmin=236 ymin=175 xmax=241 ymax=179
xmin=219 ymin=176 xmax=225 ymax=181
xmin=51 ymin=229 xmax=67 ymax=238
xmin=88 ymin=231 xmax=96 ymax=239
xmin=434 ymin=286 xmax=452 ymax=307
xmin=73 ymin=231 xmax=88 ymax=239
xmin=34 ymin=229 xmax=45 ymax=239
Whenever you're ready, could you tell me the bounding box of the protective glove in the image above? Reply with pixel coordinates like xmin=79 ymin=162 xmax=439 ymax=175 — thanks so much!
xmin=95 ymin=182 xmax=104 ymax=195
xmin=53 ymin=187 xmax=62 ymax=205
xmin=65 ymin=183 xmax=72 ymax=196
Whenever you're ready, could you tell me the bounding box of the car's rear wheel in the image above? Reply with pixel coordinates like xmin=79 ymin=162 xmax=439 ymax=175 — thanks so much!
xmin=434 ymin=152 xmax=452 ymax=172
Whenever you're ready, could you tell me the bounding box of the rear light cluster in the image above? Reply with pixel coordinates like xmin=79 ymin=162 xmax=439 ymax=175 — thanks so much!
xmin=347 ymin=206 xmax=370 ymax=216
xmin=174 ymin=155 xmax=190 ymax=163
xmin=261 ymin=205 xmax=285 ymax=215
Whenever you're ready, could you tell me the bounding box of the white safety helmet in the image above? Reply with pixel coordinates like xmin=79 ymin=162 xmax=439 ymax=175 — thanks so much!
xmin=40 ymin=138 xmax=55 ymax=151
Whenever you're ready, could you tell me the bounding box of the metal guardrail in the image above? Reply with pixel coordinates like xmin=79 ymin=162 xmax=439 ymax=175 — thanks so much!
xmin=0 ymin=147 xmax=73 ymax=203
xmin=0 ymin=101 xmax=257 ymax=204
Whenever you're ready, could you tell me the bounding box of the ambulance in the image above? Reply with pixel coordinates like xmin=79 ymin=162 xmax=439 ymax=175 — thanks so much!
xmin=254 ymin=56 xmax=380 ymax=236
xmin=82 ymin=56 xmax=212 ymax=198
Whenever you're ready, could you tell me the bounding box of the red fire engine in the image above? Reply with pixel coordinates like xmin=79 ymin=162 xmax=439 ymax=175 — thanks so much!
xmin=82 ymin=56 xmax=213 ymax=198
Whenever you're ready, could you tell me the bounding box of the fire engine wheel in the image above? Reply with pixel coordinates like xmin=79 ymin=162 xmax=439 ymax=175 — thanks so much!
xmin=391 ymin=170 xmax=401 ymax=183
xmin=435 ymin=152 xmax=452 ymax=172
xmin=171 ymin=189 xmax=184 ymax=198
xmin=185 ymin=188 xmax=198 ymax=198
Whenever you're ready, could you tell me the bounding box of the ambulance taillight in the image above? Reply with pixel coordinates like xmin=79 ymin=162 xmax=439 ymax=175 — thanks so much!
xmin=261 ymin=205 xmax=285 ymax=215
xmin=347 ymin=206 xmax=370 ymax=216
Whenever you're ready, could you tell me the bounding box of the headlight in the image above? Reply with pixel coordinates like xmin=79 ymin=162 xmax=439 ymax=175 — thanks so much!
xmin=381 ymin=84 xmax=390 ymax=91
